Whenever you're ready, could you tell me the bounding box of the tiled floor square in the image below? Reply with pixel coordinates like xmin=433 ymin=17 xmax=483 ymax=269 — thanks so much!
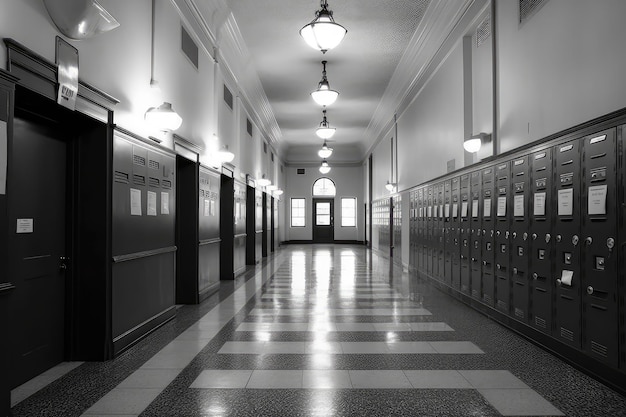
xmin=189 ymin=370 xmax=252 ymax=389
xmin=264 ymin=341 xmax=305 ymax=354
xmin=404 ymin=370 xmax=473 ymax=389
xmin=82 ymin=388 xmax=162 ymax=415
xmin=159 ymin=339 xmax=207 ymax=354
xmin=302 ymin=370 xmax=352 ymax=389
xmin=349 ymin=370 xmax=413 ymax=389
xmin=140 ymin=351 xmax=198 ymax=369
xmin=308 ymin=322 xmax=338 ymax=332
xmin=479 ymin=388 xmax=565 ymax=416
xmin=335 ymin=323 xmax=376 ymax=331
xmin=218 ymin=341 xmax=266 ymax=354
xmin=429 ymin=341 xmax=484 ymax=354
xmin=118 ymin=369 xmax=181 ymax=389
xmin=459 ymin=370 xmax=529 ymax=389
xmin=410 ymin=322 xmax=454 ymax=331
xmin=246 ymin=370 xmax=303 ymax=389
xmin=372 ymin=323 xmax=412 ymax=331
xmin=305 ymin=341 xmax=343 ymax=354
xmin=340 ymin=342 xmax=389 ymax=354
xmin=386 ymin=341 xmax=437 ymax=354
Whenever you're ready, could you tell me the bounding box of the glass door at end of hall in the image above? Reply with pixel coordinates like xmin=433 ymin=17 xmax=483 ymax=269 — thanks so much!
xmin=313 ymin=199 xmax=334 ymax=243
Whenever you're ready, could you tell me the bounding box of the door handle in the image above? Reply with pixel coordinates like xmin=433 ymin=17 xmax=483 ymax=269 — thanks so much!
xmin=59 ymin=256 xmax=70 ymax=271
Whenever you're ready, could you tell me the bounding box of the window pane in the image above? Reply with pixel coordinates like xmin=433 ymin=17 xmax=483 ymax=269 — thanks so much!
xmin=341 ymin=197 xmax=356 ymax=227
xmin=291 ymin=198 xmax=305 ymax=227
xmin=316 ymin=214 xmax=331 ymax=225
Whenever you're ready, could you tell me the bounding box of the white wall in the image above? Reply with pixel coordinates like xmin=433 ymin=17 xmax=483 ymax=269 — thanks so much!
xmin=372 ymin=133 xmax=392 ymax=200
xmin=284 ymin=165 xmax=365 ymax=242
xmin=498 ymin=0 xmax=626 ymax=152
xmin=396 ymin=41 xmax=465 ymax=192
xmin=0 ymin=0 xmax=285 ymax=205
xmin=472 ymin=10 xmax=493 ymax=161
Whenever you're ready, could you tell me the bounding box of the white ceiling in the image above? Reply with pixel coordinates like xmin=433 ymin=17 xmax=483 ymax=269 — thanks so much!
xmin=195 ymin=0 xmax=471 ymax=165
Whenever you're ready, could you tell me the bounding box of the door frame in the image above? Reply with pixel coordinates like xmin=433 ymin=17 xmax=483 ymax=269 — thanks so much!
xmin=312 ymin=198 xmax=334 ymax=243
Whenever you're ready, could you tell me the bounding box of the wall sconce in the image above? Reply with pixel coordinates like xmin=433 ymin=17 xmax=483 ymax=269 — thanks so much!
xmin=266 ymin=184 xmax=277 ymax=192
xmin=217 ymin=145 xmax=235 ymax=163
xmin=144 ymin=102 xmax=183 ymax=131
xmin=385 ymin=181 xmax=396 ymax=192
xmin=273 ymin=189 xmax=284 ymax=196
xmin=464 ymin=132 xmax=491 ymax=153
xmin=257 ymin=174 xmax=271 ymax=187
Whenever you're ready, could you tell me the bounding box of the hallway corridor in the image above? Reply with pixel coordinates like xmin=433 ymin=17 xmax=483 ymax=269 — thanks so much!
xmin=10 ymin=245 xmax=626 ymax=416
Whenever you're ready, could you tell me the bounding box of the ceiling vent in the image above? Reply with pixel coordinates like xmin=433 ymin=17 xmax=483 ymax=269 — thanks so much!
xmin=476 ymin=13 xmax=491 ymax=48
xmin=519 ymin=0 xmax=549 ymax=24
xmin=43 ymin=0 xmax=119 ymax=40
xmin=297 ymin=168 xmax=305 ymax=175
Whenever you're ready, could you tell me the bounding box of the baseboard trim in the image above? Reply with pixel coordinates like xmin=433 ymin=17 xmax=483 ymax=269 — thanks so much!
xmin=282 ymin=240 xmax=365 ymax=245
xmin=113 ymin=306 xmax=176 ymax=356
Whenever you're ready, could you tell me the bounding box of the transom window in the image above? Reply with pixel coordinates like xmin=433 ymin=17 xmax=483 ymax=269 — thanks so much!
xmin=312 ymin=177 xmax=336 ymax=196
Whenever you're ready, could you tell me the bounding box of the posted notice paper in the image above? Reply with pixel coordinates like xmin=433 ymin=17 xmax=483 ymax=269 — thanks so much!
xmin=558 ymin=189 xmax=573 ymax=216
xmin=147 ymin=191 xmax=157 ymax=216
xmin=483 ymin=198 xmax=491 ymax=218
xmin=533 ymin=192 xmax=546 ymax=216
xmin=130 ymin=188 xmax=142 ymax=216
xmin=588 ymin=184 xmax=607 ymax=215
xmin=514 ymin=195 xmax=524 ymax=217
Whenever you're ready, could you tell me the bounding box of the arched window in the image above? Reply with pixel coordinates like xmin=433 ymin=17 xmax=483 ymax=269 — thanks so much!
xmin=312 ymin=177 xmax=336 ymax=196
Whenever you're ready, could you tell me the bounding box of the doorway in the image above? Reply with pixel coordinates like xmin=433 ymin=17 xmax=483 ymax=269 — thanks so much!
xmin=8 ymin=110 xmax=69 ymax=387
xmin=313 ymin=198 xmax=334 ymax=243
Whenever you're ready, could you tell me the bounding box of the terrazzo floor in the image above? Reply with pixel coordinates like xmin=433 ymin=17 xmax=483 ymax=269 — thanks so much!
xmin=10 ymin=244 xmax=626 ymax=416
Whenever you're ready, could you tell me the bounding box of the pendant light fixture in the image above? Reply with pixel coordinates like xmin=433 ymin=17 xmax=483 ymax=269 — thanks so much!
xmin=319 ymin=159 xmax=331 ymax=174
xmin=318 ymin=140 xmax=333 ymax=158
xmin=143 ymin=0 xmax=182 ymax=132
xmin=299 ymin=0 xmax=347 ymax=54
xmin=311 ymin=60 xmax=339 ymax=106
xmin=315 ymin=109 xmax=336 ymax=139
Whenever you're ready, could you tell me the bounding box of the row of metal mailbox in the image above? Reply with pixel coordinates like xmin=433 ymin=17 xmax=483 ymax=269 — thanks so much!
xmin=402 ymin=125 xmax=623 ymax=369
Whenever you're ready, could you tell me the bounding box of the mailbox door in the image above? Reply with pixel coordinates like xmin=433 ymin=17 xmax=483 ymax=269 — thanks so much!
xmin=510 ymin=155 xmax=531 ymax=322
xmin=529 ymin=149 xmax=553 ymax=334
xmin=581 ymin=128 xmax=618 ymax=366
xmin=553 ymin=140 xmax=582 ymax=349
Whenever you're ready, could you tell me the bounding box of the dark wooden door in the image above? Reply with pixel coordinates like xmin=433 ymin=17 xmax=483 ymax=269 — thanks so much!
xmin=8 ymin=115 xmax=67 ymax=387
xmin=313 ymin=198 xmax=334 ymax=243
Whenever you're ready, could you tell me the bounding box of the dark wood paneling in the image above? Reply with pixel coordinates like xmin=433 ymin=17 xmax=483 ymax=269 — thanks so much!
xmin=220 ymin=174 xmax=235 ymax=280
xmin=176 ymin=156 xmax=199 ymax=304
